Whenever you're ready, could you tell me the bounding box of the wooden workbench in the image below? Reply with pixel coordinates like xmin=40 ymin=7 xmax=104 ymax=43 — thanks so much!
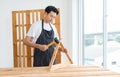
xmin=0 ymin=64 xmax=120 ymax=77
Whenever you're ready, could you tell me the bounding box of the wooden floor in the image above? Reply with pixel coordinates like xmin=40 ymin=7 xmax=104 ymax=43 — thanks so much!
xmin=0 ymin=64 xmax=120 ymax=77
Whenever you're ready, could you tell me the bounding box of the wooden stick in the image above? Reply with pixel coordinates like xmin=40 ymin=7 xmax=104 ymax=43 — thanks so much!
xmin=49 ymin=43 xmax=60 ymax=70
xmin=60 ymin=42 xmax=73 ymax=64
xmin=49 ymin=62 xmax=70 ymax=71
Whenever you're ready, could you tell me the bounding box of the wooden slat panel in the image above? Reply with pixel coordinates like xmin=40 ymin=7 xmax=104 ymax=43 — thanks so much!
xmin=12 ymin=9 xmax=61 ymax=67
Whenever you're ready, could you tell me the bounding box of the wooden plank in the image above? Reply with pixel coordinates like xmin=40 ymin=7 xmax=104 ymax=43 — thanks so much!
xmin=21 ymin=11 xmax=25 ymax=67
xmin=0 ymin=65 xmax=120 ymax=77
xmin=31 ymin=10 xmax=34 ymax=23
xmin=40 ymin=9 xmax=44 ymax=20
xmin=36 ymin=10 xmax=38 ymax=21
xmin=60 ymin=42 xmax=73 ymax=64
xmin=12 ymin=11 xmax=18 ymax=67
xmin=26 ymin=10 xmax=32 ymax=67
xmin=55 ymin=8 xmax=61 ymax=63
xmin=17 ymin=11 xmax=22 ymax=67
xmin=55 ymin=8 xmax=60 ymax=37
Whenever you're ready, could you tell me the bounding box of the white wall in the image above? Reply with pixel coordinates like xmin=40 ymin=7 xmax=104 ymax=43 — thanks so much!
xmin=0 ymin=0 xmax=74 ymax=68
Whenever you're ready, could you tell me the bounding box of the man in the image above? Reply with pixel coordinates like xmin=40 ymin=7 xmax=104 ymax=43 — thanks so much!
xmin=23 ymin=6 xmax=59 ymax=67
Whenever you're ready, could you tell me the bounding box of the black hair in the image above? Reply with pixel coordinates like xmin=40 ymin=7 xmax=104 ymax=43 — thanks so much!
xmin=45 ymin=6 xmax=59 ymax=15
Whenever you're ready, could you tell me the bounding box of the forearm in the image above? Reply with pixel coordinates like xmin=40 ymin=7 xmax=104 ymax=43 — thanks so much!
xmin=23 ymin=36 xmax=48 ymax=51
xmin=23 ymin=38 xmax=40 ymax=49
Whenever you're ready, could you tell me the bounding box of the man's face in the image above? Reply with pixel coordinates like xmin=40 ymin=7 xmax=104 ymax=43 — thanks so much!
xmin=44 ymin=11 xmax=57 ymax=23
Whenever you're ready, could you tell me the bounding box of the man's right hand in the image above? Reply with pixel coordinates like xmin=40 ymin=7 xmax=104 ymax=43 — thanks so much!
xmin=36 ymin=44 xmax=48 ymax=51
